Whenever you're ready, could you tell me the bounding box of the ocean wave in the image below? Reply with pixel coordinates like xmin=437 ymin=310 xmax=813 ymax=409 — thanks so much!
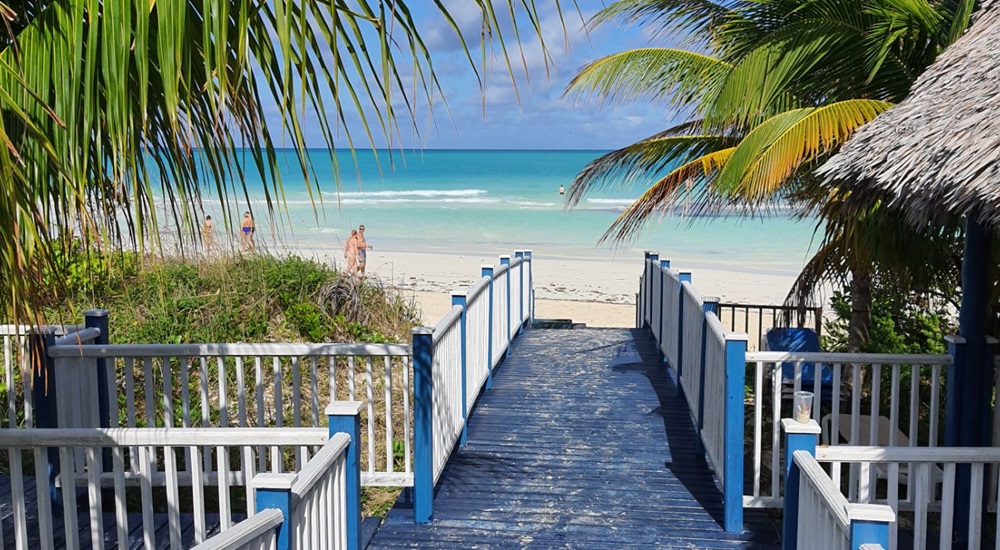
xmin=584 ymin=198 xmax=636 ymax=207
xmin=326 ymin=188 xmax=488 ymax=198
xmin=510 ymin=200 xmax=557 ymax=208
xmin=338 ymin=197 xmax=501 ymax=205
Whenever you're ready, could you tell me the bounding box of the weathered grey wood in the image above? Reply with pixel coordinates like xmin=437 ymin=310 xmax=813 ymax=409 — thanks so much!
xmin=370 ymin=328 xmax=781 ymax=548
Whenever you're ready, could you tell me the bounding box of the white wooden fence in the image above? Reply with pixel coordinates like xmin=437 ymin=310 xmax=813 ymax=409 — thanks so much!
xmin=430 ymin=307 xmax=464 ymax=485
xmin=792 ymin=450 xmax=896 ymax=550
xmin=192 ymin=508 xmax=283 ymax=550
xmin=0 ymin=427 xmax=329 ymax=549
xmin=412 ymin=251 xmax=533 ymax=523
xmin=0 ymin=324 xmax=83 ymax=429
xmin=814 ymin=446 xmax=1000 ymax=550
xmin=743 ymin=351 xmax=951 ymax=508
xmin=251 ymin=433 xmax=352 ymax=549
xmin=48 ymin=341 xmax=412 ymax=486
xmin=636 ymin=251 xmax=963 ymax=532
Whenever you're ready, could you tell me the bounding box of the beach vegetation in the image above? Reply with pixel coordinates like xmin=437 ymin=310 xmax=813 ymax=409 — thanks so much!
xmin=565 ymin=0 xmax=972 ymax=349
xmin=0 ymin=1 xmax=576 ymax=328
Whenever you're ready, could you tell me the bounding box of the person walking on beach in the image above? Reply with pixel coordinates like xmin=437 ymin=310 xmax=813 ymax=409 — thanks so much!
xmin=202 ymin=215 xmax=214 ymax=253
xmin=356 ymin=224 xmax=371 ymax=276
xmin=344 ymin=229 xmax=359 ymax=275
xmin=241 ymin=211 xmax=255 ymax=251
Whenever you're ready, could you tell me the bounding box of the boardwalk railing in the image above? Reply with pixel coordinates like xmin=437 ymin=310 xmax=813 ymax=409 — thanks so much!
xmin=743 ymin=351 xmax=951 ymax=508
xmin=0 ymin=427 xmax=330 ymax=548
xmin=413 ymin=250 xmax=533 ymax=523
xmin=48 ymin=341 xmax=412 ymax=486
xmin=21 ymin=249 xmax=531 ymax=530
xmin=637 ymin=251 xmax=959 ymax=532
xmin=783 ymin=419 xmax=999 ymax=550
xmin=717 ymin=302 xmax=823 ymax=351
xmin=192 ymin=508 xmax=284 ymax=550
xmin=0 ymin=323 xmax=83 ymax=430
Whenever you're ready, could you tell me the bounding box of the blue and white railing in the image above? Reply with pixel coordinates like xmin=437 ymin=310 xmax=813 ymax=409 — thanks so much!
xmin=782 ymin=419 xmax=1000 ymax=550
xmin=412 ymin=250 xmax=533 ymax=523
xmin=637 ymin=251 xmax=972 ymax=533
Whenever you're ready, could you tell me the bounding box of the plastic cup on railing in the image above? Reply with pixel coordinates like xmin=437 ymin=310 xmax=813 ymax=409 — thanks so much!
xmin=794 ymin=391 xmax=814 ymax=423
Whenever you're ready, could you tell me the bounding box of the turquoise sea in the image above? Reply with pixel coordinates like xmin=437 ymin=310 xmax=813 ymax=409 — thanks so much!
xmin=200 ymin=149 xmax=819 ymax=276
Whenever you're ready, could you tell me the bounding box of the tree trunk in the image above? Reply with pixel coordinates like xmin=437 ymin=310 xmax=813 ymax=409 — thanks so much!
xmin=847 ymin=269 xmax=872 ymax=352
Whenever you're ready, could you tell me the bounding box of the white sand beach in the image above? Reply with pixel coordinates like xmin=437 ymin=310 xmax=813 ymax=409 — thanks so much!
xmin=291 ymin=246 xmax=801 ymax=328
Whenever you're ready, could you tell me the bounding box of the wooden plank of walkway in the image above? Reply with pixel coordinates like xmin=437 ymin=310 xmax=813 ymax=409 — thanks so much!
xmin=370 ymin=328 xmax=781 ymax=549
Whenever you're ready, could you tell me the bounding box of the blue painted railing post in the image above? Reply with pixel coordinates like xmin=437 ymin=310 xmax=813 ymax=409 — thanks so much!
xmin=944 ymin=335 xmax=966 ymax=447
xmin=31 ymin=330 xmax=60 ymax=503
xmin=697 ymin=297 xmax=720 ymax=457
xmin=658 ymin=258 xmax=670 ymax=352
xmin=524 ymin=250 xmax=534 ymax=323
xmin=514 ymin=251 xmax=525 ymax=334
xmin=500 ymin=255 xmax=511 ymax=355
xmin=781 ymin=418 xmax=821 ymax=550
xmin=452 ymin=292 xmax=469 ymax=446
xmin=327 ymin=401 xmax=364 ymax=550
xmin=482 ymin=265 xmax=495 ymax=390
xmin=981 ymin=337 xmax=997 ymax=450
xmin=723 ymin=333 xmax=747 ymax=533
xmin=944 ymin=334 xmax=970 ymax=544
xmin=85 ymin=309 xmax=112 ymax=472
xmin=254 ymin=478 xmax=293 ymax=550
xmin=676 ymin=271 xmax=692 ymax=379
xmin=849 ymin=516 xmax=893 ymax=550
xmin=412 ymin=327 xmax=434 ymax=524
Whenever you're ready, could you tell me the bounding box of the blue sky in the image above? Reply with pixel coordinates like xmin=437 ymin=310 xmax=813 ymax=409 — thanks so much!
xmin=276 ymin=2 xmax=681 ymax=151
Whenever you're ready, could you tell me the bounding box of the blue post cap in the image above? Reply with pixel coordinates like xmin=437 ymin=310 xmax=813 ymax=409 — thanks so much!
xmin=452 ymin=291 xmax=467 ymax=306
xmin=659 ymin=258 xmax=671 ymax=268
xmin=514 ymin=250 xmax=524 ymax=258
xmin=481 ymin=264 xmax=494 ymax=276
xmin=703 ymin=296 xmax=720 ymax=303
xmin=499 ymin=255 xmax=511 ymax=265
xmin=679 ymin=270 xmax=693 ymax=283
xmin=84 ymin=309 xmax=109 ymax=318
xmin=412 ymin=327 xmax=434 ymax=336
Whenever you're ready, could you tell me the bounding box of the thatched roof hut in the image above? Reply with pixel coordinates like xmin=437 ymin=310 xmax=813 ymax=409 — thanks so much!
xmin=818 ymin=0 xmax=1000 ymax=228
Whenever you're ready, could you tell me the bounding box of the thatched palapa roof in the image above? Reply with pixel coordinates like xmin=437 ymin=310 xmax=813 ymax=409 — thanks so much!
xmin=818 ymin=0 xmax=1000 ymax=229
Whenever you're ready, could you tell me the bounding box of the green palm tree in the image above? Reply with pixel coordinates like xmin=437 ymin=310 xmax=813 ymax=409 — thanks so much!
xmin=0 ymin=1 xmax=577 ymax=323
xmin=565 ymin=0 xmax=972 ymax=349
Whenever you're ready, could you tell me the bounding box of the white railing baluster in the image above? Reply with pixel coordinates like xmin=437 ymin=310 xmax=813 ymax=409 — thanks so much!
xmin=753 ymin=360 xmax=763 ymax=498
xmin=889 ymin=364 xmax=900 ymax=446
xmin=33 ymin=447 xmax=53 ymax=550
xmin=111 ymin=446 xmax=128 ymax=549
xmin=59 ymin=447 xmax=79 ymax=550
xmin=10 ymin=448 xmax=27 ymax=550
xmin=940 ymin=463 xmax=956 ymax=550
xmin=365 ymin=356 xmax=375 ymax=474
xmin=180 ymin=357 xmax=191 ymax=427
xmin=85 ymin=447 xmax=104 ymax=550
xmin=165 ymin=446 xmax=182 ymax=548
xmin=192 ymin=444 xmax=207 ymax=542
xmin=403 ymin=355 xmax=411 ymax=475
xmin=384 ymin=356 xmax=393 ymax=475
xmin=930 ymin=365 xmax=941 ymax=446
xmin=968 ymin=463 xmax=984 ymax=549
xmin=310 ymin=356 xmax=319 ymax=426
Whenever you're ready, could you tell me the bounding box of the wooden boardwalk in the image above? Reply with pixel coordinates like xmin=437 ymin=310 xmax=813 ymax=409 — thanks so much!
xmin=370 ymin=328 xmax=781 ymax=549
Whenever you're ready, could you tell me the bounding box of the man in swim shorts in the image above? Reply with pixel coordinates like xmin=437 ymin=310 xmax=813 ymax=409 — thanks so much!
xmin=356 ymin=225 xmax=371 ymax=276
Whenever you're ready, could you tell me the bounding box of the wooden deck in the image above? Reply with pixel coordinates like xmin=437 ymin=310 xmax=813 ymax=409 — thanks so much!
xmin=0 ymin=476 xmax=238 ymax=549
xmin=370 ymin=328 xmax=781 ymax=548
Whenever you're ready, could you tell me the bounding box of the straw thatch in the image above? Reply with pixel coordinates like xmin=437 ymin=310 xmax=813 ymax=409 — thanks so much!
xmin=818 ymin=0 xmax=1000 ymax=229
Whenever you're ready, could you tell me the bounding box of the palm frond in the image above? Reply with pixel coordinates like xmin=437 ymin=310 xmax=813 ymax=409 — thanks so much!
xmin=600 ymin=147 xmax=736 ymax=242
xmin=564 ymin=48 xmax=731 ymax=111
xmin=566 ymin=128 xmax=734 ymax=207
xmin=712 ymin=99 xmax=892 ymax=205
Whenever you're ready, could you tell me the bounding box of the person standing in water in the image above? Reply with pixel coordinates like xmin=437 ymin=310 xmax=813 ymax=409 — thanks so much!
xmin=202 ymin=215 xmax=214 ymax=253
xmin=356 ymin=225 xmax=371 ymax=276
xmin=344 ymin=229 xmax=359 ymax=275
xmin=240 ymin=211 xmax=255 ymax=251
xmin=558 ymin=185 xmax=565 ymax=195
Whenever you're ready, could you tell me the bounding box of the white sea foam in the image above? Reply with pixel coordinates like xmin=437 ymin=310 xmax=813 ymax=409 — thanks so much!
xmin=338 ymin=197 xmax=501 ymax=205
xmin=326 ymin=188 xmax=488 ymax=198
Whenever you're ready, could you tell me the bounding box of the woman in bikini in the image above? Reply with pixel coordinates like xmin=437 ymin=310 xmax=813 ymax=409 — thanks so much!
xmin=344 ymin=229 xmax=358 ymax=274
xmin=241 ymin=211 xmax=255 ymax=251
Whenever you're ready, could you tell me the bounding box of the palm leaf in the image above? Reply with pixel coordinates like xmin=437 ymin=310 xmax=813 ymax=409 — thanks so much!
xmin=712 ymin=99 xmax=892 ymax=204
xmin=564 ymin=48 xmax=731 ymax=112
xmin=601 ymin=147 xmax=736 ymax=242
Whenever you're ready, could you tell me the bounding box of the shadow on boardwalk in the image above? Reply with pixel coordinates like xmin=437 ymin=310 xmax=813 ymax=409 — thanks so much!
xmin=370 ymin=328 xmax=781 ymax=549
